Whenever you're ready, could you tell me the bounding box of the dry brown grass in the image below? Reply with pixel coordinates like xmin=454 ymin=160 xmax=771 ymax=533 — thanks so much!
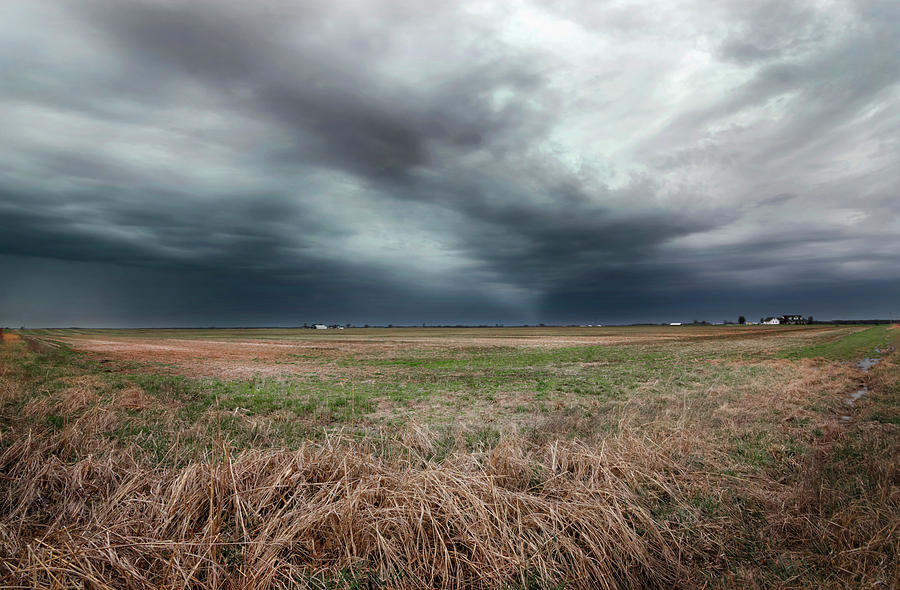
xmin=0 ymin=429 xmax=699 ymax=589
xmin=718 ymin=359 xmax=856 ymax=425
xmin=116 ymin=384 xmax=161 ymax=411
xmin=58 ymin=380 xmax=103 ymax=415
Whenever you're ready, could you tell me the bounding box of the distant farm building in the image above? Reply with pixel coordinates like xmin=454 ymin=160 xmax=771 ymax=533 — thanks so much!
xmin=314 ymin=324 xmax=328 ymax=330
xmin=780 ymin=315 xmax=805 ymax=325
xmin=669 ymin=322 xmax=682 ymax=326
xmin=762 ymin=315 xmax=807 ymax=325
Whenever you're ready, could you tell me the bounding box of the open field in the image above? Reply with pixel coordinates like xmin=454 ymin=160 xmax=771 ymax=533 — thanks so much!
xmin=1 ymin=325 xmax=898 ymax=588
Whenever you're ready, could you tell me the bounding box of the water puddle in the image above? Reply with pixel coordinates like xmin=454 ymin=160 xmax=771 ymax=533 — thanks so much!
xmin=842 ymin=384 xmax=869 ymax=420
xmin=841 ymin=349 xmax=889 ymax=421
xmin=857 ymin=357 xmax=881 ymax=372
xmin=847 ymin=388 xmax=868 ymax=405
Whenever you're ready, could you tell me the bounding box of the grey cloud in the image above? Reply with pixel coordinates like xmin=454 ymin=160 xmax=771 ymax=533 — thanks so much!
xmin=1 ymin=0 xmax=898 ymax=326
xmin=79 ymin=0 xmax=550 ymax=183
xmin=715 ymin=0 xmax=832 ymax=64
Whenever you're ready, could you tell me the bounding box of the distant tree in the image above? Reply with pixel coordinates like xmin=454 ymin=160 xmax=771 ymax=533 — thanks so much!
xmin=807 ymin=316 xmax=814 ymax=324
xmin=738 ymin=316 xmax=746 ymax=324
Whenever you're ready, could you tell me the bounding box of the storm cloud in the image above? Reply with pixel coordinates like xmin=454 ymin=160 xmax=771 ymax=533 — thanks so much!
xmin=1 ymin=0 xmax=898 ymax=326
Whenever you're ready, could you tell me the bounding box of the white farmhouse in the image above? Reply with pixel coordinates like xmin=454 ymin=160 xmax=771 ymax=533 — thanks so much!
xmin=763 ymin=317 xmax=781 ymax=325
xmin=314 ymin=324 xmax=328 ymax=330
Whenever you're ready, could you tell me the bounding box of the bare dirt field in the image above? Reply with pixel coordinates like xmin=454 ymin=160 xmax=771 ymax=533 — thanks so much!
xmin=52 ymin=324 xmax=841 ymax=380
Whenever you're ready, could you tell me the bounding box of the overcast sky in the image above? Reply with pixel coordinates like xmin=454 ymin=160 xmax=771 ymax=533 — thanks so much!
xmin=1 ymin=0 xmax=898 ymax=327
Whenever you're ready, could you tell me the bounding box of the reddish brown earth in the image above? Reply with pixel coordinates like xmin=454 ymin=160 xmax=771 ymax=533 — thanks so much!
xmin=57 ymin=333 xmax=668 ymax=379
xmin=57 ymin=337 xmax=372 ymax=379
xmin=56 ymin=325 xmax=837 ymax=380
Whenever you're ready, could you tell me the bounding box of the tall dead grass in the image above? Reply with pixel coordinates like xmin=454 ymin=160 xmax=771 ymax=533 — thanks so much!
xmin=0 ymin=428 xmax=695 ymax=589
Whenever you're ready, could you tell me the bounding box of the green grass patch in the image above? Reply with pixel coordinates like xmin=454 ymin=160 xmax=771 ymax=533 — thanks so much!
xmin=781 ymin=326 xmax=893 ymax=360
xmin=729 ymin=432 xmax=772 ymax=468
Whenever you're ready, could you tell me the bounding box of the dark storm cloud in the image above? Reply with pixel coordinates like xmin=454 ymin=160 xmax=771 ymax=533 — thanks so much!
xmin=82 ymin=0 xmax=545 ymax=182
xmin=421 ymin=177 xmax=716 ymax=289
xmin=1 ymin=0 xmax=899 ymax=326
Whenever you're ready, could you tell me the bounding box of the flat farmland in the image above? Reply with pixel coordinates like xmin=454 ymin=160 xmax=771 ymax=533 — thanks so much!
xmin=1 ymin=325 xmax=898 ymax=588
